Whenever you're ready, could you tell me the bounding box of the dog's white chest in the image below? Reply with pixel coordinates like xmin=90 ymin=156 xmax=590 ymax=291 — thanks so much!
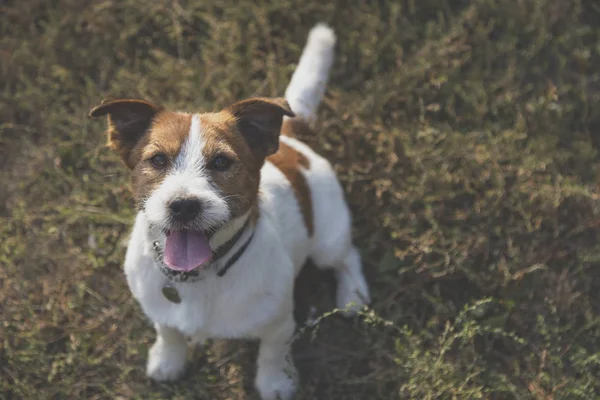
xmin=123 ymin=212 xmax=295 ymax=338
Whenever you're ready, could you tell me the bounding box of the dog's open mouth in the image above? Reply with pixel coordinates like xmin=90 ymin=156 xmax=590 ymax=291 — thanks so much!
xmin=163 ymin=230 xmax=213 ymax=272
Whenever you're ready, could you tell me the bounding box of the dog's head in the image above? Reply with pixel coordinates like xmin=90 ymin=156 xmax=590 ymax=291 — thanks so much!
xmin=90 ymin=97 xmax=294 ymax=271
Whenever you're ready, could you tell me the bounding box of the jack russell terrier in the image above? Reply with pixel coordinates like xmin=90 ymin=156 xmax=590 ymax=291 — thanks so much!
xmin=90 ymin=23 xmax=370 ymax=400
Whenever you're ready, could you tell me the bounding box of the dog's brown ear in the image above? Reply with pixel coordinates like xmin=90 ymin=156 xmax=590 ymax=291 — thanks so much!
xmin=227 ymin=97 xmax=295 ymax=160
xmin=90 ymin=99 xmax=162 ymax=168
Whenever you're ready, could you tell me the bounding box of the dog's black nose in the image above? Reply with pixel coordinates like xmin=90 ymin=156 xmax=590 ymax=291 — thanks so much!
xmin=169 ymin=198 xmax=201 ymax=222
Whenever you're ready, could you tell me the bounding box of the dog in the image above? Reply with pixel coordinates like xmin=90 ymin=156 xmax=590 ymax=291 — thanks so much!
xmin=90 ymin=23 xmax=370 ymax=400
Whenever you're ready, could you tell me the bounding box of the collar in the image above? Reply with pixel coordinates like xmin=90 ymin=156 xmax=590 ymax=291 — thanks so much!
xmin=152 ymin=217 xmax=254 ymax=282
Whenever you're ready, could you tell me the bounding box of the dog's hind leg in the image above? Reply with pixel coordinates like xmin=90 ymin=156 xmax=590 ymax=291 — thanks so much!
xmin=309 ymin=205 xmax=371 ymax=317
xmin=310 ymin=234 xmax=371 ymax=316
xmin=331 ymin=245 xmax=371 ymax=317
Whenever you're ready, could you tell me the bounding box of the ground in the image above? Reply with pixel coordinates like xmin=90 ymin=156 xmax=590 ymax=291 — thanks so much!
xmin=2 ymin=0 xmax=600 ymax=399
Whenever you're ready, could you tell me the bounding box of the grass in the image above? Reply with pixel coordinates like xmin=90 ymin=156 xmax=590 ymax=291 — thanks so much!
xmin=2 ymin=0 xmax=600 ymax=398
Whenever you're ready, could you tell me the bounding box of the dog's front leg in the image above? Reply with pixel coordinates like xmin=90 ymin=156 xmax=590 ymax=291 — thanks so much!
xmin=255 ymin=314 xmax=298 ymax=400
xmin=146 ymin=323 xmax=188 ymax=381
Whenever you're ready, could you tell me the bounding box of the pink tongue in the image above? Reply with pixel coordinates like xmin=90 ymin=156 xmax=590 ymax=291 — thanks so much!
xmin=164 ymin=231 xmax=213 ymax=272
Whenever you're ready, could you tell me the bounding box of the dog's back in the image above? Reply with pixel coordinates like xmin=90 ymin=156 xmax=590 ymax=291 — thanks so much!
xmin=262 ymin=24 xmax=370 ymax=313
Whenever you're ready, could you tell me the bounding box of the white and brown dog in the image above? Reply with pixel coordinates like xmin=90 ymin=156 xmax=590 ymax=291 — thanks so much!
xmin=90 ymin=24 xmax=370 ymax=400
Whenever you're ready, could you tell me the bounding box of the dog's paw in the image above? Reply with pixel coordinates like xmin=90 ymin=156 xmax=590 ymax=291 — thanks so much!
xmin=146 ymin=338 xmax=187 ymax=382
xmin=255 ymin=365 xmax=298 ymax=400
xmin=336 ymin=276 xmax=371 ymax=317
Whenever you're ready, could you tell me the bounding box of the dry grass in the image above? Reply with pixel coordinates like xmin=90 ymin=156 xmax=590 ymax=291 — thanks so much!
xmin=2 ymin=0 xmax=600 ymax=399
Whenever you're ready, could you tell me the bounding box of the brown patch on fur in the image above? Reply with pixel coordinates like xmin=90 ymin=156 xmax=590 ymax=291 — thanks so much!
xmin=227 ymin=97 xmax=295 ymax=160
xmin=197 ymin=98 xmax=294 ymax=221
xmin=198 ymin=112 xmax=263 ymax=219
xmin=91 ymin=97 xmax=299 ymax=226
xmin=90 ymin=99 xmax=163 ymax=169
xmin=267 ymin=140 xmax=314 ymax=236
xmin=129 ymin=112 xmax=192 ymax=204
xmin=90 ymin=99 xmax=193 ymax=206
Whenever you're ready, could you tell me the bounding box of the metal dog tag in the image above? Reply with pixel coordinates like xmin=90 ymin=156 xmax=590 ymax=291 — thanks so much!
xmin=162 ymin=284 xmax=181 ymax=304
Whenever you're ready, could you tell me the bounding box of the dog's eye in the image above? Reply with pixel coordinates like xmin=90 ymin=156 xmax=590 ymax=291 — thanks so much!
xmin=150 ymin=153 xmax=168 ymax=168
xmin=210 ymin=155 xmax=233 ymax=172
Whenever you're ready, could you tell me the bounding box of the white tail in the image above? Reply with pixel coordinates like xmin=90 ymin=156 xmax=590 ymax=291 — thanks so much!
xmin=285 ymin=23 xmax=336 ymax=122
